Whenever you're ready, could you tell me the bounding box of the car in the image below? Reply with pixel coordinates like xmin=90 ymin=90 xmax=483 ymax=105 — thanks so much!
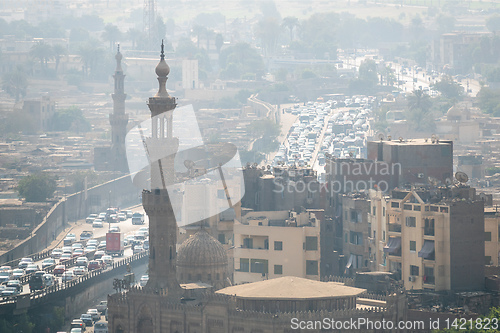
xmin=62 ymin=271 xmax=75 ymax=282
xmin=75 ymin=257 xmax=89 ymax=267
xmin=124 ymin=210 xmax=133 ymax=218
xmin=2 ymin=286 xmax=20 ymax=297
xmin=124 ymin=235 xmax=135 ymax=246
xmin=133 ymin=245 xmax=144 ymax=254
xmin=0 ymin=271 xmax=11 ymax=283
xmin=70 ymin=328 xmax=84 ymax=333
xmin=80 ymin=313 xmax=93 ymax=327
xmin=62 ymin=246 xmax=73 ymax=254
xmin=51 ymin=249 xmax=63 ymax=259
xmin=93 ymin=220 xmax=103 ymax=228
xmin=138 ymin=227 xmax=149 ymax=236
xmin=139 ymin=275 xmax=149 ymax=287
xmin=72 ymin=243 xmax=83 ymax=250
xmin=86 ymin=214 xmax=98 ymax=224
xmin=70 ymin=319 xmax=86 ymax=331
xmin=96 ymin=300 xmax=107 ymax=313
xmin=86 ymin=239 xmax=98 ymax=247
xmin=95 ymin=259 xmax=107 ymax=270
xmin=73 ymin=266 xmax=86 ymax=276
xmin=98 ymin=212 xmax=107 ymax=219
xmin=59 ymin=253 xmax=72 ymax=262
xmin=84 ymin=246 xmax=96 ymax=254
xmin=25 ymin=263 xmax=39 ymax=274
xmin=18 ymin=257 xmax=33 ymax=269
xmin=101 ymin=255 xmax=113 ymax=265
xmin=88 ymin=260 xmax=103 ymax=271
xmin=94 ymin=250 xmax=106 ymax=259
xmin=132 ymin=212 xmax=145 ymax=225
xmin=29 ymin=274 xmax=44 ymax=292
xmin=143 ymin=240 xmax=149 ymax=251
xmin=73 ymin=248 xmax=84 ymax=257
xmin=11 ymin=268 xmax=24 ymax=279
xmin=6 ymin=280 xmax=22 ymax=292
xmin=98 ymin=241 xmax=106 ymax=249
xmin=66 ymin=233 xmax=77 ymax=241
xmin=43 ymin=273 xmax=57 ymax=287
xmin=87 ymin=308 xmax=100 ymax=321
xmin=80 ymin=230 xmax=93 ymax=241
xmin=94 ymin=321 xmax=108 ymax=333
xmin=109 ymin=226 xmax=120 ymax=233
xmin=108 ymin=214 xmax=118 ymax=223
xmin=53 ymin=265 xmax=66 ymax=275
xmin=118 ymin=213 xmax=127 ymax=221
xmin=42 ymin=258 xmax=56 ymax=270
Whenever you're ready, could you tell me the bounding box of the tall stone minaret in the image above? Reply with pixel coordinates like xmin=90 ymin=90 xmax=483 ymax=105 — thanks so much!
xmin=109 ymin=45 xmax=129 ymax=172
xmin=142 ymin=42 xmax=182 ymax=298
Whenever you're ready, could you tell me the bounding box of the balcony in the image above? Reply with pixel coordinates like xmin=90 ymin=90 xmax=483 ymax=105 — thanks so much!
xmin=388 ymin=223 xmax=401 ymax=233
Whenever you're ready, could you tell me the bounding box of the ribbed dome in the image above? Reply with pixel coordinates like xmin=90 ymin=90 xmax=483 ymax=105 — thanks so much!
xmin=177 ymin=230 xmax=228 ymax=267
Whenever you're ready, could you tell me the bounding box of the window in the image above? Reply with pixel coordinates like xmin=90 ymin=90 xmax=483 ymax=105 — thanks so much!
xmin=410 ymin=265 xmax=419 ymax=276
xmin=207 ymin=274 xmax=211 ymax=281
xmin=424 ymin=266 xmax=435 ymax=284
xmin=218 ymin=234 xmax=225 ymax=244
xmin=372 ymin=206 xmax=376 ymax=215
xmin=424 ymin=218 xmax=435 ymax=236
xmin=350 ymin=210 xmax=360 ymax=223
xmin=391 ymin=202 xmax=399 ymax=208
xmin=405 ymin=216 xmax=416 ymax=227
xmin=344 ymin=233 xmax=348 ymax=243
xmin=243 ymin=238 xmax=253 ymax=249
xmin=239 ymin=259 xmax=249 ymax=272
xmin=410 ymin=241 xmax=416 ymax=252
xmin=250 ymin=259 xmax=268 ymax=274
xmin=305 ymin=236 xmax=318 ymax=251
xmin=274 ymin=241 xmax=283 ymax=251
xmin=274 ymin=265 xmax=283 ymax=275
xmin=349 ymin=231 xmax=362 ymax=245
xmin=306 ymin=260 xmax=318 ymax=275
xmin=383 ymin=207 xmax=385 ymax=216
xmin=486 ymin=256 xmax=492 ymax=265
xmin=485 ymin=232 xmax=492 ymax=242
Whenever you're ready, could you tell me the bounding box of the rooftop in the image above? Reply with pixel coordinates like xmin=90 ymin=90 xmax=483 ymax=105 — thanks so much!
xmin=216 ymin=276 xmax=365 ymax=300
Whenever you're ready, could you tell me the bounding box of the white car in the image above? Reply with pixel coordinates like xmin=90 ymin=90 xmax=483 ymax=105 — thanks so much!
xmin=73 ymin=266 xmax=86 ymax=276
xmin=75 ymin=257 xmax=88 ymax=267
xmin=61 ymin=271 xmax=75 ymax=282
xmin=51 ymin=249 xmax=63 ymax=259
xmin=93 ymin=220 xmax=103 ymax=228
xmin=94 ymin=321 xmax=108 ymax=333
xmin=42 ymin=258 xmax=56 ymax=270
xmin=101 ymin=255 xmax=113 ymax=265
xmin=139 ymin=275 xmax=148 ymax=287
xmin=86 ymin=239 xmax=99 ymax=247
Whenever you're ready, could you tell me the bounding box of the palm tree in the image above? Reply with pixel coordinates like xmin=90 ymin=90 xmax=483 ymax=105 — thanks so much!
xmin=29 ymin=42 xmax=53 ymax=75
xmin=191 ymin=25 xmax=206 ymax=49
xmin=78 ymin=40 xmax=104 ymax=79
xmin=2 ymin=66 xmax=28 ymax=102
xmin=281 ymin=16 xmax=300 ymax=42
xmin=215 ymin=33 xmax=224 ymax=54
xmin=51 ymin=44 xmax=67 ymax=74
xmin=127 ymin=28 xmax=143 ymax=50
xmin=102 ymin=24 xmax=122 ymax=51
xmin=256 ymin=17 xmax=281 ymax=57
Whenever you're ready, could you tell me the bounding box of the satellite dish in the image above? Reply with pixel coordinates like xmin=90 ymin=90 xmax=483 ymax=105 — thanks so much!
xmin=455 ymin=171 xmax=469 ymax=184
xmin=445 ymin=178 xmax=452 ymax=186
xmin=377 ymin=132 xmax=385 ymax=141
xmin=246 ymin=162 xmax=251 ymax=167
xmin=267 ymin=165 xmax=271 ymax=170
xmin=184 ymin=159 xmax=195 ymax=170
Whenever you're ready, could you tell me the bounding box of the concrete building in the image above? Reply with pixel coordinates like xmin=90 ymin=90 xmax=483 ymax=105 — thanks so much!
xmin=233 ymin=210 xmax=322 ymax=284
xmin=182 ymin=59 xmax=199 ymax=90
xmin=485 ymin=207 xmax=500 ymax=266
xmin=22 ymin=95 xmax=55 ymax=132
xmin=342 ymin=192 xmax=371 ymax=276
xmin=367 ymin=138 xmax=453 ymax=186
xmin=370 ymin=186 xmax=485 ymax=291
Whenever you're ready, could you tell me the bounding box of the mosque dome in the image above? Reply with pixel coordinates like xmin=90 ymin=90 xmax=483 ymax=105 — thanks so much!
xmin=155 ymin=58 xmax=170 ymax=77
xmin=177 ymin=229 xmax=228 ymax=267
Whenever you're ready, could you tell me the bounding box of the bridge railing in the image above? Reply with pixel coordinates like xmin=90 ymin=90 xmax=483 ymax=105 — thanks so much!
xmin=0 ymin=250 xmax=148 ymax=307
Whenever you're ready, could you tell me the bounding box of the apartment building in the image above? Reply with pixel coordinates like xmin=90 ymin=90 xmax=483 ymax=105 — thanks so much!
xmin=233 ymin=210 xmax=322 ymax=284
xmin=368 ymin=186 xmax=485 ymax=292
xmin=485 ymin=207 xmax=500 ymax=266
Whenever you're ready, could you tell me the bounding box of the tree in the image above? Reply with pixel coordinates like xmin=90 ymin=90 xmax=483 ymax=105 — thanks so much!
xmin=18 ymin=173 xmax=57 ymax=202
xmin=127 ymin=28 xmax=143 ymax=49
xmin=486 ymin=14 xmax=500 ymax=33
xmin=431 ymin=76 xmax=464 ymax=100
xmin=282 ymin=16 xmax=300 ymax=42
xmin=191 ymin=25 xmax=206 ymax=49
xmin=50 ymin=106 xmax=91 ymax=132
xmin=359 ymin=59 xmax=379 ymax=84
xmin=101 ymin=24 xmax=122 ymax=50
xmin=219 ymin=43 xmax=265 ymax=80
xmin=2 ymin=66 xmax=28 ymax=102
xmin=215 ymin=33 xmax=224 ymax=54
xmin=405 ymin=89 xmax=434 ymax=132
xmin=51 ymin=44 xmax=67 ymax=74
xmin=256 ymin=17 xmax=281 ymax=56
xmin=478 ymin=87 xmax=500 ymax=116
xmin=77 ymin=39 xmax=105 ymax=79
xmin=30 ymin=41 xmax=53 ymax=75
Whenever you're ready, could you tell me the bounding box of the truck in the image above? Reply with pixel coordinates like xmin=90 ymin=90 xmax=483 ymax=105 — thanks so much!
xmin=106 ymin=232 xmax=124 ymax=256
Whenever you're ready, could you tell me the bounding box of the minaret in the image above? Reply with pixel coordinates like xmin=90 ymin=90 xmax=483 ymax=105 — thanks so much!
xmin=109 ymin=45 xmax=129 ymax=172
xmin=142 ymin=42 xmax=183 ymax=298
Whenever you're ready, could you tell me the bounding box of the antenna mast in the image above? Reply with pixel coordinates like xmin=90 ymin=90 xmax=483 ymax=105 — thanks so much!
xmin=143 ymin=0 xmax=157 ymax=50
